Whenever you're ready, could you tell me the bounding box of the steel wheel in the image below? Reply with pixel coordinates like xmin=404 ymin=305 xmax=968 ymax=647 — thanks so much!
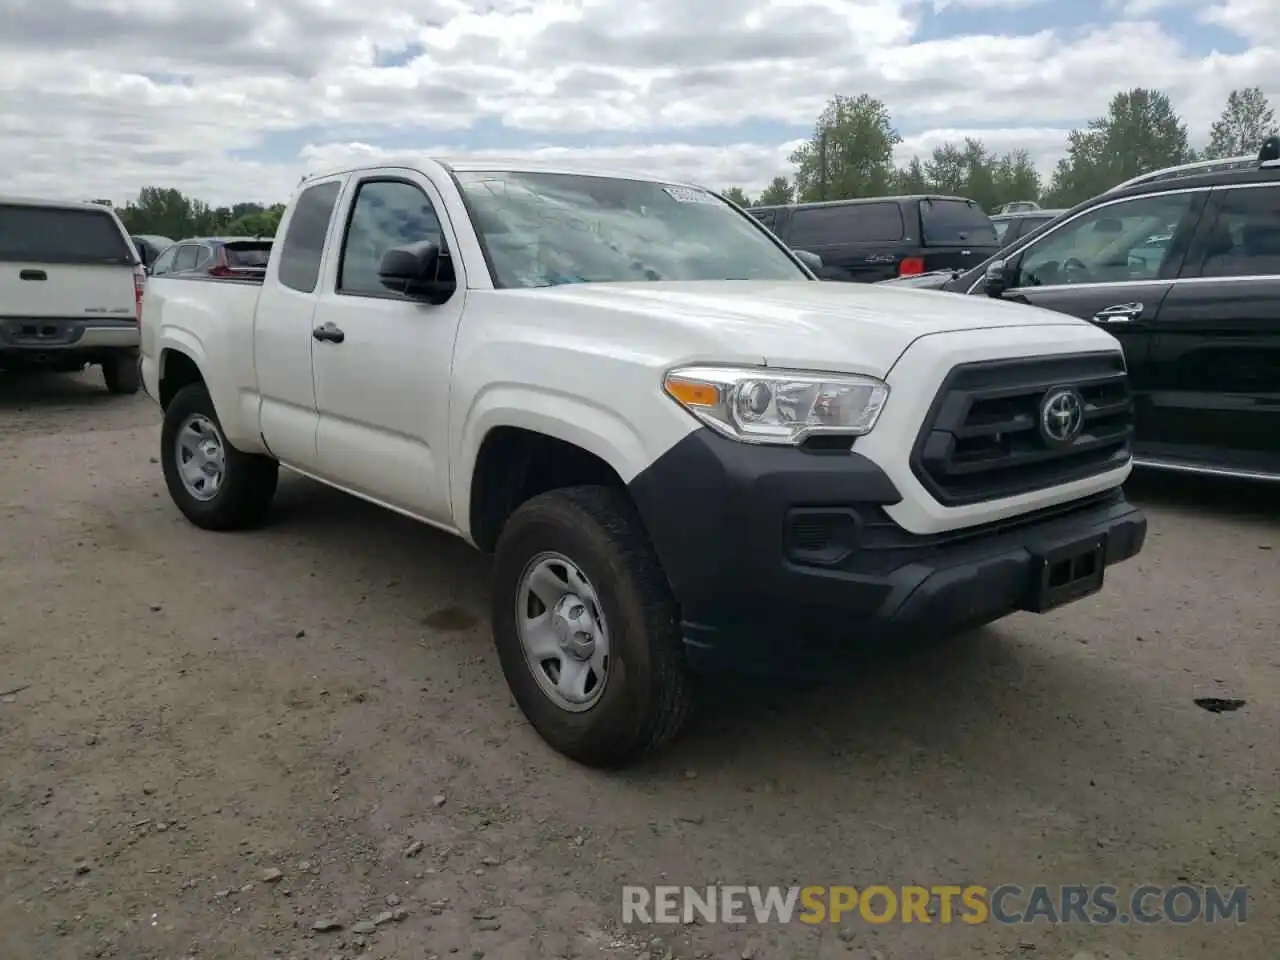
xmin=516 ymin=551 xmax=611 ymax=712
xmin=174 ymin=413 xmax=226 ymax=502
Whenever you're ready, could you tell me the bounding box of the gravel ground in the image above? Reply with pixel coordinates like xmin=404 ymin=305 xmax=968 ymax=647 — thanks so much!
xmin=0 ymin=370 xmax=1276 ymax=960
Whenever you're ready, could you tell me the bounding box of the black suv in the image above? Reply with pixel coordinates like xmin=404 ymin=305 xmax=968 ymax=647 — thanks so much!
xmin=747 ymin=195 xmax=1000 ymax=283
xmin=879 ymin=146 xmax=1280 ymax=483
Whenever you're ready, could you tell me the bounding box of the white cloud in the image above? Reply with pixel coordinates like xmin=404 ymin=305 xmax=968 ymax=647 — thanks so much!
xmin=0 ymin=0 xmax=1276 ymax=207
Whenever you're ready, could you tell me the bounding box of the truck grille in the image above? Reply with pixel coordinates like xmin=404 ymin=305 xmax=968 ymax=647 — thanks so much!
xmin=911 ymin=352 xmax=1133 ymax=506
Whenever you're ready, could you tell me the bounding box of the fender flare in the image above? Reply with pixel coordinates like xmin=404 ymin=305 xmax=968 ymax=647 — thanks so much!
xmin=452 ymin=384 xmax=655 ymax=544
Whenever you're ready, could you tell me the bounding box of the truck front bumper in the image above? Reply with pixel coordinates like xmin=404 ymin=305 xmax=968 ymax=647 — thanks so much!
xmin=626 ymin=428 xmax=1147 ymax=674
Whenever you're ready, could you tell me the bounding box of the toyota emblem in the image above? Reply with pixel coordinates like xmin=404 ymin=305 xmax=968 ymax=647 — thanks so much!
xmin=1039 ymin=387 xmax=1085 ymax=446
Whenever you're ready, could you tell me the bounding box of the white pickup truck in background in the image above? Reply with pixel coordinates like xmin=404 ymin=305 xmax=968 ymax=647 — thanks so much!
xmin=139 ymin=159 xmax=1148 ymax=768
xmin=2 ymin=196 xmax=144 ymax=392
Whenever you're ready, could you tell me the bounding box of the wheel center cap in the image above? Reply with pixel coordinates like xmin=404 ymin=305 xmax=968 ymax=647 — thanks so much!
xmin=552 ymin=594 xmax=596 ymax=661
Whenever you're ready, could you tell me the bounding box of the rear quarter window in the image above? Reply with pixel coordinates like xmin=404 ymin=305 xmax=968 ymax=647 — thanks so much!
xmin=787 ymin=202 xmax=904 ymax=246
xmin=278 ymin=181 xmax=342 ymax=293
xmin=0 ymin=205 xmax=135 ymax=264
xmin=919 ymin=200 xmax=998 ymax=246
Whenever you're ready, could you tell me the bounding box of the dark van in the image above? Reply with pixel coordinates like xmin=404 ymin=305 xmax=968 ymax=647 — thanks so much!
xmin=747 ymin=195 xmax=1001 ymax=283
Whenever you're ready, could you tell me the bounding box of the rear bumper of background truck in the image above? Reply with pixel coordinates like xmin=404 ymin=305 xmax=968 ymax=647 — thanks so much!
xmin=0 ymin=317 xmax=139 ymax=361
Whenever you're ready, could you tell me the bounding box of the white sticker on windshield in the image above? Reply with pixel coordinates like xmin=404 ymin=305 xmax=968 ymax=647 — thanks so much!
xmin=663 ymin=185 xmax=717 ymax=204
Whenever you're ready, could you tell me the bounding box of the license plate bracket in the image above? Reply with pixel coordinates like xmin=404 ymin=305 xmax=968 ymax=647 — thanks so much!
xmin=1024 ymin=534 xmax=1106 ymax=613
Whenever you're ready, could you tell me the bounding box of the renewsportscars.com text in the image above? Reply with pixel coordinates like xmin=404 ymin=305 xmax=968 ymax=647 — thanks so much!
xmin=621 ymin=884 xmax=1248 ymax=926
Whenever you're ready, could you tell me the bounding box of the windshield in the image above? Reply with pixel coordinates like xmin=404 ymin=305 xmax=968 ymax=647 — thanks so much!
xmin=454 ymin=171 xmax=808 ymax=288
xmin=223 ymin=241 xmax=272 ymax=268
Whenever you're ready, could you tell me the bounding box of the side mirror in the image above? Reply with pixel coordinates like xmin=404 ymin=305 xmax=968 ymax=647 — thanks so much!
xmin=378 ymin=241 xmax=455 ymax=305
xmin=793 ymin=249 xmax=823 ymax=273
xmin=983 ymin=259 xmax=1008 ymax=299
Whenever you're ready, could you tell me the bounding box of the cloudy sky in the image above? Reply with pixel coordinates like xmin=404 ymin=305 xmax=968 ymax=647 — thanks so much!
xmin=1 ymin=0 xmax=1277 ymax=206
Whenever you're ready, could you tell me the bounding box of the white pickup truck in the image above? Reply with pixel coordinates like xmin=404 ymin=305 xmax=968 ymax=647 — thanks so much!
xmin=140 ymin=159 xmax=1147 ymax=768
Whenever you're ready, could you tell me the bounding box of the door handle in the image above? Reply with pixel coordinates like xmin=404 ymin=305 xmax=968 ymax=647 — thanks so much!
xmin=312 ymin=322 xmax=345 ymax=344
xmin=19 ymin=269 xmax=47 ymax=281
xmin=1092 ymin=302 xmax=1143 ymax=324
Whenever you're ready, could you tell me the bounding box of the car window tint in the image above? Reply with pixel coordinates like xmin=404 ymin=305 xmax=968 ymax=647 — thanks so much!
xmin=1014 ymin=192 xmax=1200 ymax=288
xmin=173 ymin=244 xmax=200 ymax=271
xmin=224 ymin=242 xmax=272 ymax=267
xmin=338 ymin=180 xmax=444 ymax=296
xmin=920 ymin=199 xmax=997 ymax=245
xmin=194 ymin=245 xmax=215 ymax=268
xmin=993 ymin=220 xmax=1011 ymax=242
xmin=0 ymin=205 xmax=134 ymax=264
xmin=1193 ymin=186 xmax=1280 ymax=279
xmin=786 ymin=203 xmax=903 ymax=246
xmin=278 ymin=180 xmax=342 ymax=293
xmin=750 ymin=209 xmax=776 ymax=230
xmin=150 ymin=246 xmax=178 ymax=275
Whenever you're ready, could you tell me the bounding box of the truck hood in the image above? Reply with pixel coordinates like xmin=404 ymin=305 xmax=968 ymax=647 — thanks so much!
xmin=502 ymin=280 xmax=1095 ymax=377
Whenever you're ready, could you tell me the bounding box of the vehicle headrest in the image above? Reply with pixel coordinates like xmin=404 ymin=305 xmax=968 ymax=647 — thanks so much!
xmin=1094 ymin=217 xmax=1123 ymax=234
xmin=1242 ymin=223 xmax=1280 ymax=255
xmin=1204 ymin=223 xmax=1234 ymax=257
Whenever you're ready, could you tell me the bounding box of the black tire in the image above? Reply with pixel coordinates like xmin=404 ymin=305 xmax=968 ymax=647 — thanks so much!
xmin=161 ymin=382 xmax=279 ymax=531
xmin=491 ymin=485 xmax=694 ymax=768
xmin=102 ymin=353 xmax=140 ymax=394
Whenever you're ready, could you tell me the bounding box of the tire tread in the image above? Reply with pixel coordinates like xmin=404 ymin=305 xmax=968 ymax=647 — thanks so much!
xmin=492 ymin=484 xmax=693 ymax=768
xmin=161 ymin=383 xmax=278 ymax=531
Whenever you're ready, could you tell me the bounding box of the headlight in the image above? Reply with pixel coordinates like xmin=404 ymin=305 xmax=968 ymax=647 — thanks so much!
xmin=662 ymin=365 xmax=889 ymax=445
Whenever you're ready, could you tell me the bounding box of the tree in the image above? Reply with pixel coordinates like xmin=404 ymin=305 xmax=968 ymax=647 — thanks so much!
xmin=894 ymin=157 xmax=929 ymax=194
xmin=904 ymin=139 xmax=1037 ymax=212
xmin=1045 ymin=88 xmax=1191 ymax=207
xmin=226 ymin=204 xmax=285 ymax=237
xmin=113 ymin=187 xmax=216 ymax=238
xmin=756 ymin=176 xmax=794 ymax=206
xmin=721 ymin=186 xmax=752 ymax=207
xmin=1206 ymin=86 xmax=1278 ymax=160
xmin=991 ymin=150 xmax=1042 ymax=210
xmin=790 ymin=93 xmax=901 ymax=202
xmin=109 ymin=188 xmax=283 ymax=239
xmin=924 ymin=142 xmax=966 ymax=197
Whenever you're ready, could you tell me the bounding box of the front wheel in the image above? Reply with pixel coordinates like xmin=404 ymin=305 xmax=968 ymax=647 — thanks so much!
xmin=160 ymin=383 xmax=279 ymax=530
xmin=490 ymin=486 xmax=693 ymax=768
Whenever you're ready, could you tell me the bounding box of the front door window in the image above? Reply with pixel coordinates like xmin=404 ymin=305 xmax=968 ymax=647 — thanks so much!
xmin=1012 ymin=191 xmax=1201 ymax=288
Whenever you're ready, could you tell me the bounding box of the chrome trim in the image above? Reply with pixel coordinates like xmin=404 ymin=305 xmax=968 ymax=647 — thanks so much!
xmin=1106 ymin=155 xmax=1255 ymax=194
xmin=997 ymin=273 xmax=1280 ymax=296
xmin=966 ymin=180 xmax=1280 ymax=295
xmin=1132 ymin=457 xmax=1280 ymax=482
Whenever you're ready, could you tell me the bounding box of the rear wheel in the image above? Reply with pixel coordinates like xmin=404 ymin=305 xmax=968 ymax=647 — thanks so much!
xmin=161 ymin=383 xmax=279 ymax=530
xmin=490 ymin=486 xmax=693 ymax=768
xmin=102 ymin=352 xmax=140 ymax=394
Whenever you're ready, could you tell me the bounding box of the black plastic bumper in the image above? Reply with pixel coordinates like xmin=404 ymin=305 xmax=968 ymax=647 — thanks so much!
xmin=626 ymin=428 xmax=1147 ymax=673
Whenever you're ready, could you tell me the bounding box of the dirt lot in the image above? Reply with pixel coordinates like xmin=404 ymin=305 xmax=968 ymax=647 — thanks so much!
xmin=0 ymin=371 xmax=1276 ymax=960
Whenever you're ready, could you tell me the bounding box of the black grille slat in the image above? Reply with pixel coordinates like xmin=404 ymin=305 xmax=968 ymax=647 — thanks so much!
xmin=911 ymin=352 xmax=1134 ymax=506
xmin=945 ymin=430 xmax=1129 ymax=474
